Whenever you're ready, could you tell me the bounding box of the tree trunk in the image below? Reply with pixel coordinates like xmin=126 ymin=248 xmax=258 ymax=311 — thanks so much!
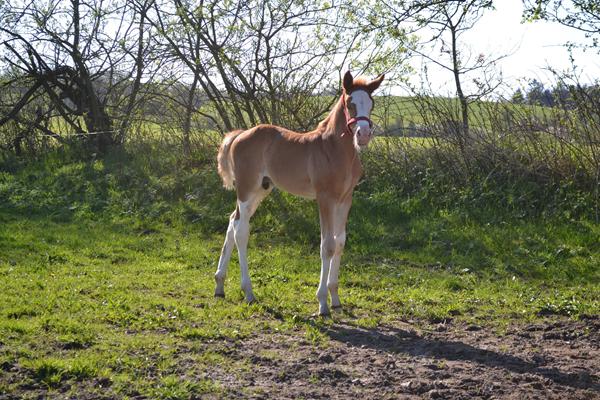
xmin=72 ymin=0 xmax=114 ymax=154
xmin=183 ymin=71 xmax=201 ymax=158
xmin=449 ymin=22 xmax=470 ymax=171
xmin=118 ymin=1 xmax=150 ymax=144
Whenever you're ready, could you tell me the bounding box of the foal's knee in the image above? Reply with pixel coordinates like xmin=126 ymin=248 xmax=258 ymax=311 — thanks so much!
xmin=320 ymin=236 xmax=336 ymax=259
xmin=334 ymin=232 xmax=346 ymax=255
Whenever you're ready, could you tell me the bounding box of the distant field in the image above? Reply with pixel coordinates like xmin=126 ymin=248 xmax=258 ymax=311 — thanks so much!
xmin=34 ymin=95 xmax=556 ymax=144
xmin=374 ymin=96 xmax=550 ymax=131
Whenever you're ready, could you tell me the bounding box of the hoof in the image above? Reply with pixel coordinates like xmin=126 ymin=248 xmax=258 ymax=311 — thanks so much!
xmin=214 ymin=292 xmax=225 ymax=298
xmin=331 ymin=304 xmax=342 ymax=311
xmin=318 ymin=307 xmax=331 ymax=317
xmin=246 ymin=296 xmax=256 ymax=305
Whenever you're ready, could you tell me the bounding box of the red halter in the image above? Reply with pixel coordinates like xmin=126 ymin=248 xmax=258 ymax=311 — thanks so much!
xmin=341 ymin=93 xmax=373 ymax=137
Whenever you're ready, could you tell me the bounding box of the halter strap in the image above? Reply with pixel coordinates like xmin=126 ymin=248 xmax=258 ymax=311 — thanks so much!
xmin=341 ymin=93 xmax=373 ymax=137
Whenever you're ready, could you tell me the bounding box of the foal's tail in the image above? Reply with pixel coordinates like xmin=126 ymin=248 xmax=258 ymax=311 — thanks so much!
xmin=217 ymin=129 xmax=243 ymax=190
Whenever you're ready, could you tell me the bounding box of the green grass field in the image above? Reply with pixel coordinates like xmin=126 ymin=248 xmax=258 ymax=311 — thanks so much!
xmin=185 ymin=94 xmax=546 ymax=134
xmin=0 ymin=143 xmax=598 ymax=398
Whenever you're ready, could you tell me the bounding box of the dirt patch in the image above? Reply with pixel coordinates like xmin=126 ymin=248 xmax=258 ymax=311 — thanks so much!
xmin=208 ymin=316 xmax=600 ymax=399
xmin=1 ymin=317 xmax=598 ymax=399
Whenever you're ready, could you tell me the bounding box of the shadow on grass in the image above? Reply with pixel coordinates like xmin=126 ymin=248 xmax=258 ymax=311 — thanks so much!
xmin=322 ymin=323 xmax=600 ymax=392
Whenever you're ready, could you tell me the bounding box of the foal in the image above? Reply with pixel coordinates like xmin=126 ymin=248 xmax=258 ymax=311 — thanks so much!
xmin=214 ymin=71 xmax=384 ymax=315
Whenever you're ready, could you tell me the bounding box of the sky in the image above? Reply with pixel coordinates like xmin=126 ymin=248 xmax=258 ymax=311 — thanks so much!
xmin=408 ymin=0 xmax=600 ymax=97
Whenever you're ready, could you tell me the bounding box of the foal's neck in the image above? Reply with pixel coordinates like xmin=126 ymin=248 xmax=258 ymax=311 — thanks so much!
xmin=313 ymin=96 xmax=359 ymax=162
xmin=319 ymin=96 xmax=351 ymax=140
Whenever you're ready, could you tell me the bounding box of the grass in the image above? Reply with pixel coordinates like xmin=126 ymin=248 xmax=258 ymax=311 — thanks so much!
xmin=374 ymin=95 xmax=548 ymax=129
xmin=138 ymin=94 xmax=543 ymax=136
xmin=0 ymin=142 xmax=598 ymax=397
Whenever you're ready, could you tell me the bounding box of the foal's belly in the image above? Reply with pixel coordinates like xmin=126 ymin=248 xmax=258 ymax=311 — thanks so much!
xmin=284 ymin=186 xmax=317 ymax=200
xmin=269 ymin=174 xmax=316 ymax=200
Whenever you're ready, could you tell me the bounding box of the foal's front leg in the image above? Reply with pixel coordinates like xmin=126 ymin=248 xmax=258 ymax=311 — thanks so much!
xmin=328 ymin=198 xmax=352 ymax=310
xmin=317 ymin=197 xmax=336 ymax=316
xmin=214 ymin=188 xmax=269 ymax=302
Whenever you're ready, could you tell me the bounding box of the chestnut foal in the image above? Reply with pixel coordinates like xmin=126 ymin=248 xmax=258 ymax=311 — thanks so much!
xmin=214 ymin=71 xmax=384 ymax=315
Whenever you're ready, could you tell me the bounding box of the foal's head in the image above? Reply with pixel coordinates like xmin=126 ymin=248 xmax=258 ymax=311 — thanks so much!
xmin=342 ymin=71 xmax=385 ymax=148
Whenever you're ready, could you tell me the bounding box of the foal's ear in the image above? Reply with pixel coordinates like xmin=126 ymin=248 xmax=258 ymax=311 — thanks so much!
xmin=366 ymin=74 xmax=385 ymax=93
xmin=343 ymin=70 xmax=354 ymax=92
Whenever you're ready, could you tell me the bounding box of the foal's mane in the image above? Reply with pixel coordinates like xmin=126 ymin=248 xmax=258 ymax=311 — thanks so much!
xmin=315 ymin=96 xmax=345 ymax=137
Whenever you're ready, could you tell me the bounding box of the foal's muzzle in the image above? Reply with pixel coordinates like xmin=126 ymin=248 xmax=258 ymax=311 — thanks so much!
xmin=356 ymin=127 xmax=372 ymax=146
xmin=348 ymin=116 xmax=373 ymax=146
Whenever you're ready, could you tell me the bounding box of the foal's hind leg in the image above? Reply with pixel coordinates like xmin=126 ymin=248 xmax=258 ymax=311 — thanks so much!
xmin=214 ymin=210 xmax=237 ymax=298
xmin=234 ymin=185 xmax=271 ymax=303
xmin=214 ymin=187 xmax=270 ymax=301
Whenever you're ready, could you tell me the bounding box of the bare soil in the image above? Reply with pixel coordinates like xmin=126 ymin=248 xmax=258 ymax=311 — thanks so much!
xmin=1 ymin=317 xmax=598 ymax=399
xmin=208 ymin=316 xmax=600 ymax=399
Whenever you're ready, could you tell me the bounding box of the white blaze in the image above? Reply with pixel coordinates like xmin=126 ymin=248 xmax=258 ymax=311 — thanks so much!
xmin=349 ymin=90 xmax=373 ymax=148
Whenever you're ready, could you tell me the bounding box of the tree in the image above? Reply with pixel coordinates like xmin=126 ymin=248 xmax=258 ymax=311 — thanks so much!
xmin=0 ymin=0 xmax=157 ymax=154
xmin=512 ymin=88 xmax=526 ymax=104
xmin=417 ymin=1 xmax=500 ymax=131
xmin=147 ymin=0 xmax=402 ymax=138
xmin=1 ymin=0 xmax=407 ymax=157
xmin=525 ymin=79 xmax=555 ymax=106
xmin=525 ymin=79 xmax=542 ymax=105
xmin=382 ymin=0 xmax=501 ymax=164
xmin=523 ymin=1 xmax=600 ymax=49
